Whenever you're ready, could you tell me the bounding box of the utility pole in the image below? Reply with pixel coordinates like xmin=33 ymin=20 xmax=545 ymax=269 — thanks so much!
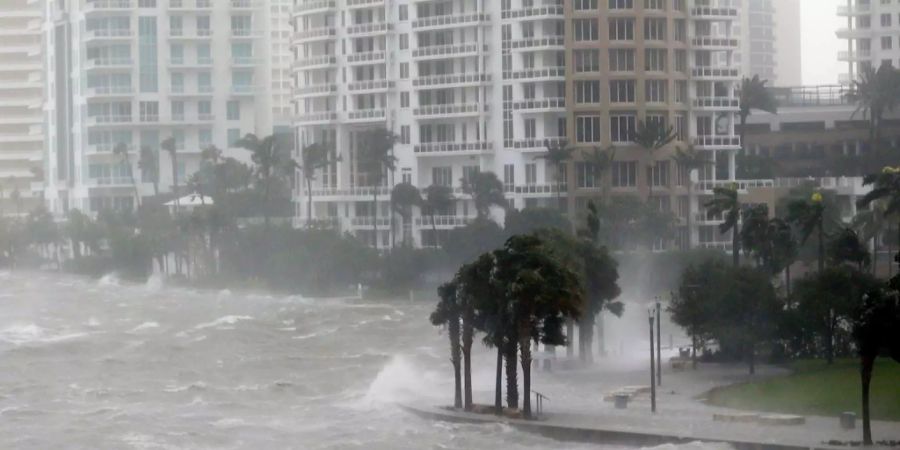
xmin=649 ymin=308 xmax=656 ymax=413
xmin=656 ymin=297 xmax=662 ymax=386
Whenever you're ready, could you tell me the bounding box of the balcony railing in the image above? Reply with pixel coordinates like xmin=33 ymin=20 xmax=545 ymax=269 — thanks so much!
xmin=413 ymin=73 xmax=491 ymax=87
xmin=411 ymin=13 xmax=490 ymax=29
xmin=414 ymin=142 xmax=492 ymax=155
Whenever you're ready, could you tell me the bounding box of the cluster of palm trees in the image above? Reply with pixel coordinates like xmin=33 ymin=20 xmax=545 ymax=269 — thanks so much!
xmin=430 ymin=215 xmax=622 ymax=419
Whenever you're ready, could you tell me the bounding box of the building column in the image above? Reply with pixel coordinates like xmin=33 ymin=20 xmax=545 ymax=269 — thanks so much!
xmin=728 ymin=150 xmax=737 ymax=181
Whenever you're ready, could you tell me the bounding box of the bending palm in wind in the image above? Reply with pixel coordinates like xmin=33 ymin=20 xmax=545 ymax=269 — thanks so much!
xmin=299 ymin=142 xmax=339 ymax=228
xmin=390 ymin=182 xmax=421 ymax=246
xmin=584 ymin=145 xmax=616 ymax=206
xmin=421 ymin=185 xmax=455 ymax=248
xmin=113 ymin=143 xmax=140 ymax=209
xmin=738 ymin=75 xmax=778 ymax=155
xmin=539 ymin=139 xmax=575 ymax=211
xmin=358 ymin=128 xmax=398 ymax=247
xmin=161 ymin=136 xmax=179 ymax=212
xmin=630 ymin=120 xmax=677 ymax=200
xmin=786 ymin=192 xmax=828 ymax=274
xmin=704 ymin=185 xmax=741 ymax=267
xmin=857 ymin=166 xmax=900 ymax=266
xmin=461 ymin=171 xmax=506 ymax=221
xmin=853 ymin=201 xmax=888 ymax=276
xmin=847 ymin=65 xmax=900 ymax=172
xmin=236 ymin=133 xmax=285 ymax=227
xmin=138 ymin=146 xmax=160 ymax=197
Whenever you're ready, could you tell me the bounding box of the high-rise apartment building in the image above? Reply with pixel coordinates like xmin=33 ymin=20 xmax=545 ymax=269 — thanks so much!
xmin=292 ymin=0 xmax=743 ymax=251
xmin=837 ymin=0 xmax=899 ymax=83
xmin=0 ymin=0 xmax=45 ymax=216
xmin=268 ymin=0 xmax=295 ymax=130
xmin=43 ymin=0 xmax=272 ymax=215
xmin=737 ymin=0 xmax=801 ymax=86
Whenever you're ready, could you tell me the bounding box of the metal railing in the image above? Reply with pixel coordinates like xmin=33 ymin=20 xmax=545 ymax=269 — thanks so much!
xmin=532 ymin=391 xmax=549 ymax=417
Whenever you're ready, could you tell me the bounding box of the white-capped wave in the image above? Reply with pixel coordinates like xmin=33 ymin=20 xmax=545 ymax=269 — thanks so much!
xmin=193 ymin=315 xmax=253 ymax=330
xmin=130 ymin=322 xmax=160 ymax=333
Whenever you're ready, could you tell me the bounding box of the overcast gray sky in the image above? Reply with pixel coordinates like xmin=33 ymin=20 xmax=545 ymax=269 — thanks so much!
xmin=801 ymin=0 xmax=844 ymax=85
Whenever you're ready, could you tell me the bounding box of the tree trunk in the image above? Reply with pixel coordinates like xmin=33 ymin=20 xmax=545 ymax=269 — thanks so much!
xmin=494 ymin=346 xmax=503 ymax=415
xmin=785 ymin=263 xmax=792 ymax=297
xmin=818 ymin=220 xmax=825 ymax=274
xmin=566 ymin=319 xmax=574 ymax=358
xmin=827 ymin=317 xmax=835 ymax=365
xmin=372 ymin=191 xmax=379 ymax=249
xmin=686 ymin=183 xmax=693 ymax=250
xmin=733 ymin=221 xmax=740 ymax=267
xmin=306 ymin=177 xmax=314 ymax=228
xmin=519 ymin=334 xmax=533 ymax=419
xmin=579 ymin=314 xmax=595 ymax=364
xmin=505 ymin=340 xmax=518 ymax=409
xmin=462 ymin=314 xmax=474 ymax=410
xmin=449 ymin=319 xmax=462 ymax=409
xmin=861 ymin=354 xmax=874 ymax=446
xmin=691 ymin=334 xmax=698 ymax=370
xmin=748 ymin=340 xmax=755 ymax=375
xmin=431 ymin=213 xmax=438 ymax=248
xmin=263 ymin=172 xmax=272 ymax=228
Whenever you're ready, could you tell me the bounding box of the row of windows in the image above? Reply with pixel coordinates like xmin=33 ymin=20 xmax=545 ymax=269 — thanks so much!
xmin=573 ymin=49 xmax=688 ymax=73
xmin=574 ymin=18 xmax=673 ymax=41
xmin=573 ymin=0 xmax=684 ymax=11
xmin=575 ymin=114 xmax=686 ymax=144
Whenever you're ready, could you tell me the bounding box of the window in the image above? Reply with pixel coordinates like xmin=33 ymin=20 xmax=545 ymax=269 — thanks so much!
xmin=399 ymin=4 xmax=408 ymax=20
xmin=139 ymin=101 xmax=158 ymax=122
xmin=199 ymin=129 xmax=212 ymax=149
xmin=433 ymin=166 xmax=452 ymax=187
xmin=198 ymin=101 xmax=212 ymax=119
xmin=608 ymin=0 xmax=633 ymax=9
xmin=644 ymin=0 xmax=664 ymax=10
xmin=881 ymin=13 xmax=891 ymax=27
xmin=611 ymin=161 xmax=636 ymax=187
xmin=609 ymin=80 xmax=635 ymax=103
xmin=575 ymin=0 xmax=598 ymax=10
xmin=525 ymin=163 xmax=537 ymax=185
xmin=138 ymin=17 xmax=158 ymax=92
xmin=576 ymin=116 xmax=602 ymax=143
xmin=462 ymin=166 xmax=480 ymax=185
xmin=882 ymin=36 xmax=893 ymax=50
xmin=400 ymin=34 xmax=408 ymax=50
xmin=504 ymin=164 xmax=515 ymax=187
xmin=400 ymin=63 xmax=409 ymax=78
xmin=645 ymin=80 xmax=667 ymax=102
xmin=524 ymin=119 xmax=536 ymax=139
xmin=227 ymin=101 xmax=240 ymax=120
xmin=400 ymin=125 xmax=410 ymax=144
xmin=574 ymin=19 xmax=599 ymax=41
xmin=171 ymin=101 xmax=184 ymax=121
xmin=609 ymin=18 xmax=634 ymax=41
xmin=649 ymin=161 xmax=670 ymax=187
xmin=644 ymin=18 xmax=666 ymax=40
xmin=645 ymin=49 xmax=667 ymax=71
xmin=575 ymin=162 xmax=599 ymax=189
xmin=575 ymin=80 xmax=601 ymax=104
xmin=608 ymin=49 xmax=634 ymax=71
xmin=574 ymin=49 xmax=600 ymax=72
xmin=400 ymin=92 xmax=409 ymax=108
xmin=610 ymin=114 xmax=636 ymax=142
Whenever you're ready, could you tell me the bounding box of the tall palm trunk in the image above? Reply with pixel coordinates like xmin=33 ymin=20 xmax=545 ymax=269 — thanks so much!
xmin=732 ymin=222 xmax=740 ymax=267
xmin=691 ymin=334 xmax=698 ymax=370
xmin=566 ymin=320 xmax=574 ymax=358
xmin=785 ymin=263 xmax=792 ymax=297
xmin=519 ymin=332 xmax=533 ymax=419
xmin=263 ymin=170 xmax=272 ymax=228
xmin=505 ymin=340 xmax=518 ymax=409
xmin=748 ymin=341 xmax=755 ymax=375
xmin=494 ymin=347 xmax=503 ymax=415
xmin=861 ymin=354 xmax=875 ymax=446
xmin=306 ymin=177 xmax=314 ymax=228
xmin=818 ymin=219 xmax=825 ymax=274
xmin=686 ymin=182 xmax=693 ymax=250
xmin=431 ymin=212 xmax=438 ymax=248
xmin=448 ymin=316 xmax=462 ymax=409
xmin=372 ymin=190 xmax=379 ymax=248
xmin=579 ymin=314 xmax=595 ymax=364
xmin=462 ymin=310 xmax=474 ymax=410
xmin=170 ymin=151 xmax=179 ymax=212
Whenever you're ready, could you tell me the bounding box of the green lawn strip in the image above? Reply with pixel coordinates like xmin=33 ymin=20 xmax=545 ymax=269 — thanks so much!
xmin=705 ymin=359 xmax=900 ymax=421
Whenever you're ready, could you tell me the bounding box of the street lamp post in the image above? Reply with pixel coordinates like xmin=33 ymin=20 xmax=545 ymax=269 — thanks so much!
xmin=656 ymin=297 xmax=662 ymax=387
xmin=649 ymin=308 xmax=656 ymax=413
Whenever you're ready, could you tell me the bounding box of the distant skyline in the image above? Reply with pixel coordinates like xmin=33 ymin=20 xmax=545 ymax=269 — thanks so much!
xmin=801 ymin=0 xmax=844 ymax=86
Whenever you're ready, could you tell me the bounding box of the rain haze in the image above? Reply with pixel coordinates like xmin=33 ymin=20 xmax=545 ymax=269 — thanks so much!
xmin=0 ymin=0 xmax=897 ymax=449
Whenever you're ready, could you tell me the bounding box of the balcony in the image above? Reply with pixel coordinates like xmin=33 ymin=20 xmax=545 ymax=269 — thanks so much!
xmin=837 ymin=4 xmax=870 ymax=16
xmin=501 ymin=5 xmax=564 ymax=20
xmin=347 ymin=79 xmax=395 ymax=92
xmin=168 ymin=0 xmax=213 ymax=11
xmin=84 ymin=57 xmax=133 ymax=71
xmin=696 ymin=179 xmax=774 ymax=193
xmin=84 ymin=0 xmax=132 ymax=13
xmin=310 ymin=186 xmax=391 ymax=199
xmin=412 ymin=43 xmax=485 ymax=60
xmin=168 ymin=29 xmax=213 ymax=40
xmin=414 ymin=216 xmax=474 ymax=228
xmin=413 ymin=73 xmax=491 ymax=88
xmin=292 ymin=0 xmax=336 ymax=16
xmin=836 ymin=27 xmax=873 ymax=39
xmin=414 ymin=142 xmax=492 ymax=156
xmin=346 ymin=0 xmax=384 ymax=9
xmin=232 ymin=57 xmax=264 ymax=66
xmin=87 ymin=177 xmax=134 ymax=187
xmin=690 ymin=7 xmax=739 ymax=20
xmin=692 ymin=135 xmax=740 ymax=150
xmin=291 ymin=27 xmax=336 ymax=43
xmin=84 ymin=28 xmax=133 ymax=41
xmin=512 ymin=97 xmax=565 ymax=111
xmin=230 ymin=28 xmax=261 ymax=39
xmin=346 ymin=22 xmax=392 ymax=36
xmin=86 ymin=115 xmax=132 ymax=126
xmin=350 ymin=216 xmax=392 ymax=228
xmin=691 ymin=67 xmax=740 ymax=80
xmin=346 ymin=109 xmax=386 ymax=123
xmin=411 ymin=13 xmax=490 ymax=30
xmin=293 ymin=83 xmax=338 ymax=97
xmin=838 ymin=49 xmax=872 ymax=62
xmin=511 ymin=137 xmax=567 ymax=152
xmin=231 ymin=0 xmax=262 ymax=9
xmin=413 ymin=103 xmax=486 ymax=119
xmin=293 ymin=55 xmax=337 ymax=70
xmin=85 ymin=85 xmax=134 ymax=98
xmin=510 ymin=184 xmax=568 ymax=196
xmin=692 ymin=97 xmax=739 ymax=111
xmin=503 ymin=67 xmax=565 ymax=81
xmin=691 ymin=37 xmax=739 ymax=49
xmin=505 ymin=36 xmax=564 ymax=51
xmin=230 ymin=85 xmax=257 ymax=96
xmin=346 ymin=51 xmax=386 ymax=65
xmin=296 ymin=111 xmax=338 ymax=125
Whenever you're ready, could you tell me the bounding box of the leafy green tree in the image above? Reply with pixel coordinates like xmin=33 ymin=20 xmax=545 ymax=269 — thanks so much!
xmin=421 ymin=184 xmax=455 ymax=248
xmin=673 ymin=146 xmax=711 ymax=249
xmin=738 ymin=75 xmax=778 ymax=155
xmin=444 ymin=217 xmax=506 ymax=267
xmin=704 ymin=185 xmax=741 ymax=267
xmin=539 ymin=139 xmax=575 ymax=211
xmin=430 ymin=281 xmax=463 ymax=409
xmin=786 ymin=192 xmax=828 ymax=273
xmin=673 ymin=260 xmax=724 ymax=369
xmin=853 ymin=201 xmax=889 ymax=276
xmin=829 ymin=227 xmax=871 ymax=270
xmin=236 ymin=133 xmax=291 ymax=227
xmin=461 ymin=171 xmax=506 ymax=220
xmin=390 ymin=182 xmax=421 ymax=247
xmin=630 ymin=120 xmax=677 ymax=200
xmin=717 ymin=267 xmax=780 ymax=374
xmin=858 ymin=167 xmax=900 ymax=270
xmin=852 ymin=288 xmax=900 ymax=445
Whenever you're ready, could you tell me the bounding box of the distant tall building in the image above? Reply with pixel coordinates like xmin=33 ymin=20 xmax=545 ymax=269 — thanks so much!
xmin=0 ymin=0 xmax=45 ymax=216
xmin=43 ymin=0 xmax=273 ymax=215
xmin=292 ymin=0 xmax=744 ymax=251
xmin=738 ymin=0 xmax=802 ymax=86
xmin=837 ymin=0 xmax=898 ymax=83
xmin=267 ymin=0 xmax=294 ymax=130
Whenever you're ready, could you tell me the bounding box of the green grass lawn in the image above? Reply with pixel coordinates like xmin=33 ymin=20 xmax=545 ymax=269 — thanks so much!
xmin=706 ymin=359 xmax=900 ymax=421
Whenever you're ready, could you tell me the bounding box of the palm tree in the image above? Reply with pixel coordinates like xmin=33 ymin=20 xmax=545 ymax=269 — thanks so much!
xmin=673 ymin=146 xmax=712 ymax=249
xmin=858 ymin=167 xmax=900 ymax=271
xmin=584 ymin=145 xmax=616 ymax=208
xmin=740 ymin=203 xmax=771 ymax=267
xmin=300 ymin=142 xmax=337 ymax=228
xmin=161 ymin=136 xmax=179 ymax=212
xmin=829 ymin=227 xmax=871 ymax=271
xmin=853 ymin=202 xmax=888 ymax=276
xmin=787 ymin=192 xmax=827 ymax=274
xmin=391 ymin=183 xmax=421 ymax=246
xmin=236 ymin=133 xmax=284 ymax=227
xmin=769 ymin=217 xmax=798 ymax=296
xmin=493 ymin=235 xmax=583 ymax=419
xmin=852 ymin=290 xmax=900 ymax=445
xmin=705 ymin=185 xmax=741 ymax=267
xmin=358 ymin=128 xmax=398 ymax=248
xmin=421 ymin=185 xmax=454 ymax=248
xmin=455 ymin=253 xmax=495 ymax=410
xmin=738 ymin=75 xmax=778 ymax=155
xmin=539 ymin=139 xmax=575 ymax=211
xmin=461 ymin=171 xmax=506 ymax=220
xmin=113 ymin=143 xmax=141 ymax=209
xmin=630 ymin=120 xmax=677 ymax=200
xmin=847 ymin=65 xmax=900 ymax=171
xmin=138 ymin=145 xmax=160 ymax=197
xmin=430 ymin=281 xmax=463 ymax=409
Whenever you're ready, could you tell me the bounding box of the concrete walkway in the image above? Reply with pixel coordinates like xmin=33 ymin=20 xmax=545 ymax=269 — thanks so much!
xmin=404 ymin=358 xmax=900 ymax=449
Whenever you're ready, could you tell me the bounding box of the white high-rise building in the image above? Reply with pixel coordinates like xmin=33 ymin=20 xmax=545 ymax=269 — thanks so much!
xmin=0 ymin=0 xmax=45 ymax=216
xmin=837 ymin=0 xmax=899 ymax=84
xmin=292 ymin=0 xmax=743 ymax=251
xmin=43 ymin=0 xmax=272 ymax=215
xmin=737 ymin=0 xmax=802 ymax=86
xmin=267 ymin=0 xmax=295 ymax=131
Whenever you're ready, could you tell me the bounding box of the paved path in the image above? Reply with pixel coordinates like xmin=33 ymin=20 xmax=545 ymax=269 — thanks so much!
xmin=405 ymin=357 xmax=900 ymax=449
